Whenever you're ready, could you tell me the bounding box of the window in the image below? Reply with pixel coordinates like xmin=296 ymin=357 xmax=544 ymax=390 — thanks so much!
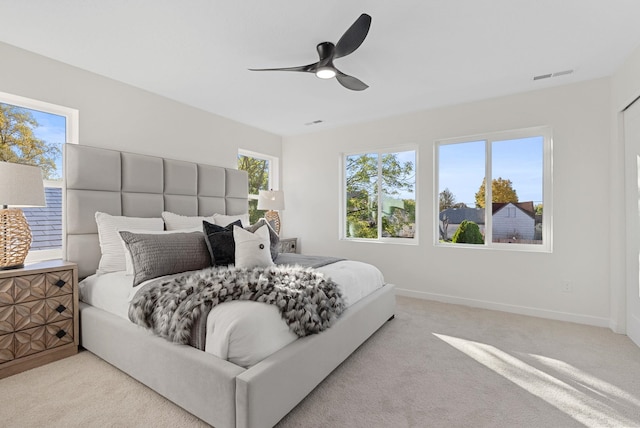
xmin=342 ymin=148 xmax=417 ymax=242
xmin=436 ymin=126 xmax=552 ymax=251
xmin=237 ymin=149 xmax=279 ymax=224
xmin=0 ymin=91 xmax=79 ymax=262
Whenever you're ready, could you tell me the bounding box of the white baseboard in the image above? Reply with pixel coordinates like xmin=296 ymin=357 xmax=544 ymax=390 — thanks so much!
xmin=628 ymin=314 xmax=640 ymax=347
xmin=395 ymin=288 xmax=610 ymax=328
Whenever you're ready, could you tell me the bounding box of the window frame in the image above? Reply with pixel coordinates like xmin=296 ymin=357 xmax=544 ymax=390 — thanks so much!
xmin=434 ymin=126 xmax=553 ymax=252
xmin=0 ymin=91 xmax=79 ymax=263
xmin=340 ymin=145 xmax=418 ymax=245
xmin=237 ymin=149 xmax=280 ymax=222
xmin=237 ymin=148 xmax=280 ymax=196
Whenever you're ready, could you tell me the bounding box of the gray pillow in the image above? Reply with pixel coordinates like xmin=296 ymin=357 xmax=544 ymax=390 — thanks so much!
xmin=119 ymin=231 xmax=211 ymax=286
xmin=245 ymin=218 xmax=280 ymax=261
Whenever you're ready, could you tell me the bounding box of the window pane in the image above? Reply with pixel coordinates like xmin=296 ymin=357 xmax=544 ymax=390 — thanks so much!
xmin=438 ymin=141 xmax=485 ymax=243
xmin=238 ymin=154 xmax=271 ymax=222
xmin=491 ymin=136 xmax=543 ymax=244
xmin=381 ymin=151 xmax=416 ymax=238
xmin=247 ymin=200 xmax=266 ymax=225
xmin=22 ymin=186 xmax=62 ymax=251
xmin=238 ymin=155 xmax=269 ymax=194
xmin=0 ymin=103 xmax=63 ymax=180
xmin=1 ymin=103 xmax=65 ymax=252
xmin=345 ymin=153 xmax=378 ymax=238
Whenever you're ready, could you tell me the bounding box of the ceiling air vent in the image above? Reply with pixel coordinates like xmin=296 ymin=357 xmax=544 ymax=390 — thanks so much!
xmin=305 ymin=120 xmax=323 ymax=126
xmin=533 ymin=73 xmax=552 ymax=81
xmin=533 ymin=69 xmax=574 ymax=81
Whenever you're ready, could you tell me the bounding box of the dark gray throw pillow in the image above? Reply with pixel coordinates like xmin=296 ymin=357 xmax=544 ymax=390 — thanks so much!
xmin=245 ymin=218 xmax=280 ymax=261
xmin=202 ymin=220 xmax=242 ymax=266
xmin=119 ymin=231 xmax=211 ymax=287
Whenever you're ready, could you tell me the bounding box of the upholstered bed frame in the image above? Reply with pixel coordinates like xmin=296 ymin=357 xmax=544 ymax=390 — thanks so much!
xmin=64 ymin=144 xmax=395 ymax=428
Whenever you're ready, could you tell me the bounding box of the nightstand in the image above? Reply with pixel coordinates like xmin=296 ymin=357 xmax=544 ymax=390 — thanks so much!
xmin=279 ymin=237 xmax=298 ymax=254
xmin=0 ymin=260 xmax=79 ymax=379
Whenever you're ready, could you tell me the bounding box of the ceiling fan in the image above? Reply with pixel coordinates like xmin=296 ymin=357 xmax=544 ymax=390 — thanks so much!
xmin=249 ymin=13 xmax=372 ymax=91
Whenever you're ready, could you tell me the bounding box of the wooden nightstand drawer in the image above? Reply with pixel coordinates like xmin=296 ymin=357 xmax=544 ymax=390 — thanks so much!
xmin=14 ymin=300 xmax=47 ymax=331
xmin=0 ymin=333 xmax=14 ymax=363
xmin=45 ymin=270 xmax=74 ymax=297
xmin=0 ymin=305 xmax=13 ymax=334
xmin=0 ymin=279 xmax=13 ymax=305
xmin=0 ymin=261 xmax=78 ymax=379
xmin=45 ymin=295 xmax=74 ymax=323
xmin=13 ymin=274 xmax=47 ymax=303
xmin=45 ymin=319 xmax=74 ymax=349
xmin=14 ymin=325 xmax=46 ymax=358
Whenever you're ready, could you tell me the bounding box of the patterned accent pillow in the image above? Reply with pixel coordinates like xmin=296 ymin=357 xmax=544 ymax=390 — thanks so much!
xmin=119 ymin=229 xmax=203 ymax=275
xmin=119 ymin=231 xmax=211 ymax=286
xmin=233 ymin=225 xmax=274 ymax=269
xmin=202 ymin=220 xmax=242 ymax=266
xmin=245 ymin=218 xmax=280 ymax=261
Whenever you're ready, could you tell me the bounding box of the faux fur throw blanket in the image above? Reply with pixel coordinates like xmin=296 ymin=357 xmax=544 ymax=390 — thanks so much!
xmin=128 ymin=265 xmax=345 ymax=349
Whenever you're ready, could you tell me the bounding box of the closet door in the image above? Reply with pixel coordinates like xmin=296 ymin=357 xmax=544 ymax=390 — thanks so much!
xmin=625 ymin=99 xmax=640 ymax=345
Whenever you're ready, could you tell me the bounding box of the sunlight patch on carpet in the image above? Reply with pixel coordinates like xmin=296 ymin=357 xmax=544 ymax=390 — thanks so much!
xmin=434 ymin=333 xmax=637 ymax=428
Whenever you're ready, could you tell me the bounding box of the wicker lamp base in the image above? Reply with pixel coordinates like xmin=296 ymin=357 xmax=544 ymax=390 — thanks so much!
xmin=264 ymin=210 xmax=281 ymax=235
xmin=0 ymin=208 xmax=32 ymax=270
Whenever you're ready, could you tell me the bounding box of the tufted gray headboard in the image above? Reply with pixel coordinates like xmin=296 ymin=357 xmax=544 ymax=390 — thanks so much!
xmin=63 ymin=144 xmax=248 ymax=278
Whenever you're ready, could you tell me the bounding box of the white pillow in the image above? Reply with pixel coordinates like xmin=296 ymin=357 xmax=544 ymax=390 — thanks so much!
xmin=233 ymin=225 xmax=273 ymax=269
xmin=95 ymin=212 xmax=164 ymax=273
xmin=119 ymin=228 xmax=202 ymax=275
xmin=162 ymin=211 xmax=215 ymax=230
xmin=214 ymin=213 xmax=250 ymax=227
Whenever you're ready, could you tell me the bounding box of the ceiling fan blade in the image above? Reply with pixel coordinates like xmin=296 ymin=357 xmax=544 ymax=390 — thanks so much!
xmin=334 ymin=14 xmax=372 ymax=59
xmin=249 ymin=63 xmax=317 ymax=73
xmin=336 ymin=71 xmax=368 ymax=91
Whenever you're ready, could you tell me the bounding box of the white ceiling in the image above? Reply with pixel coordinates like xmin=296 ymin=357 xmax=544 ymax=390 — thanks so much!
xmin=1 ymin=1 xmax=640 ymax=136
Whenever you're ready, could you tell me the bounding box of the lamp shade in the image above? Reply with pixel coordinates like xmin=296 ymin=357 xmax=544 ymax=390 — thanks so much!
xmin=257 ymin=190 xmax=284 ymax=211
xmin=0 ymin=162 xmax=46 ymax=207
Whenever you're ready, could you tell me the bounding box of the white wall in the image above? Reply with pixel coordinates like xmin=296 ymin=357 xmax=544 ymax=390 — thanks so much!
xmin=2 ymin=39 xmax=628 ymax=330
xmin=283 ymin=78 xmax=612 ymax=327
xmin=0 ymin=42 xmax=281 ymax=171
xmin=612 ymin=43 xmax=640 ymax=343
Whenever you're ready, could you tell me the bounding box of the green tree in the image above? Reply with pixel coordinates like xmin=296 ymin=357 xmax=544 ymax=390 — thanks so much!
xmin=237 ymin=155 xmax=269 ymax=223
xmin=382 ymin=198 xmax=416 ymax=238
xmin=475 ymin=177 xmax=518 ymax=208
xmin=346 ymin=153 xmax=414 ymax=238
xmin=439 ymin=188 xmax=456 ymax=212
xmin=451 ymin=220 xmax=484 ymax=244
xmin=0 ymin=103 xmax=60 ymax=179
xmin=535 ymin=203 xmax=543 ymax=215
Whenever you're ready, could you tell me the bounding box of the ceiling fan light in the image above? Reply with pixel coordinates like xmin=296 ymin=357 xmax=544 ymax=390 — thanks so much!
xmin=316 ymin=67 xmax=336 ymax=79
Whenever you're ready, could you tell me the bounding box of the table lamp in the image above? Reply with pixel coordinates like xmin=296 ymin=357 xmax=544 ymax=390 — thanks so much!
xmin=0 ymin=162 xmax=46 ymax=269
xmin=257 ymin=190 xmax=284 ymax=235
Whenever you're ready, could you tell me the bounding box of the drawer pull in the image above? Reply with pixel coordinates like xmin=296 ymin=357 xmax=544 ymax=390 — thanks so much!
xmin=55 ymin=279 xmax=66 ymax=288
xmin=55 ymin=304 xmax=66 ymax=313
xmin=55 ymin=330 xmax=67 ymax=339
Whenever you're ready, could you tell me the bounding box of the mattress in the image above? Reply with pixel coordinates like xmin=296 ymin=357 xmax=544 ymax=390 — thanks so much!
xmin=79 ymin=260 xmax=384 ymax=367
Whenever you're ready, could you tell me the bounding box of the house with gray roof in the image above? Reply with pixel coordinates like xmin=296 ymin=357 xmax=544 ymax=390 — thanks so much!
xmin=22 ymin=186 xmax=62 ymax=251
xmin=439 ymin=207 xmax=485 ymax=240
xmin=491 ymin=201 xmax=536 ymax=242
xmin=439 ymin=202 xmax=539 ymax=242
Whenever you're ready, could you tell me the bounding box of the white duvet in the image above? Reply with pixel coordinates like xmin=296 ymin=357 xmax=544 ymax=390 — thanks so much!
xmin=79 ymin=261 xmax=384 ymax=367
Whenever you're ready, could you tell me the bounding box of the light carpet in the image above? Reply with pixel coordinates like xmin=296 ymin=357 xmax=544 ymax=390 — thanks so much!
xmin=1 ymin=296 xmax=640 ymax=427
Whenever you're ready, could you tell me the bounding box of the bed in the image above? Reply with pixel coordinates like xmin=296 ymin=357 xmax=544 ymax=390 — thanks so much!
xmin=64 ymin=144 xmax=395 ymax=428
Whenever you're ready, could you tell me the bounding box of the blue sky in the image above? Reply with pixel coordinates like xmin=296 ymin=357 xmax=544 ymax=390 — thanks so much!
xmin=438 ymin=136 xmax=543 ymax=207
xmin=29 ymin=109 xmax=66 ymax=180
